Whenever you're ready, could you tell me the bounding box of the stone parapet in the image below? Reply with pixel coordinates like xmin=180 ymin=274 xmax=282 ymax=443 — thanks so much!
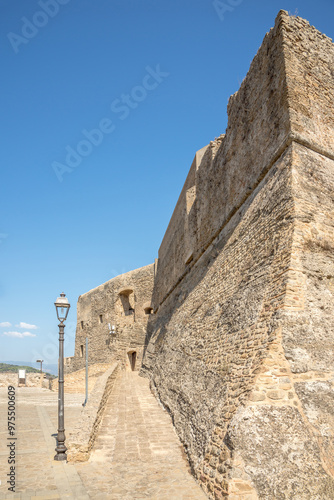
xmin=51 ymin=363 xmax=110 ymax=393
xmin=0 ymin=372 xmax=51 ymax=389
xmin=67 ymin=363 xmax=119 ymax=462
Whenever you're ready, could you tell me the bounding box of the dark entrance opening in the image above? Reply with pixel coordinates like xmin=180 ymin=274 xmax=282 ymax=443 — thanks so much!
xmin=128 ymin=351 xmax=136 ymax=371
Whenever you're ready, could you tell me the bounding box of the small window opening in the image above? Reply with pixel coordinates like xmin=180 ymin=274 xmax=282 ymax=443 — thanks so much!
xmin=144 ymin=307 xmax=153 ymax=315
xmin=80 ymin=345 xmax=84 ymax=357
xmin=81 ymin=321 xmax=84 ymax=329
xmin=119 ymin=288 xmax=135 ymax=316
xmin=99 ymin=315 xmax=103 ymax=323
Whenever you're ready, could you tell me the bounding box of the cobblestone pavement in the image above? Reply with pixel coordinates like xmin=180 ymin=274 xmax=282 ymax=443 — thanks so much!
xmin=0 ymin=373 xmax=207 ymax=499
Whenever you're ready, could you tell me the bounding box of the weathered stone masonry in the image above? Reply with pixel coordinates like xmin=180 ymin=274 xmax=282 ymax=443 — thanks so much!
xmin=65 ymin=264 xmax=154 ymax=373
xmin=143 ymin=11 xmax=334 ymax=499
xmin=68 ymin=11 xmax=334 ymax=499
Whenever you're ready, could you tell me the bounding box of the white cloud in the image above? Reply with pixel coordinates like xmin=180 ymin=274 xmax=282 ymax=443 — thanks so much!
xmin=16 ymin=322 xmax=38 ymax=330
xmin=0 ymin=322 xmax=11 ymax=327
xmin=3 ymin=331 xmax=37 ymax=338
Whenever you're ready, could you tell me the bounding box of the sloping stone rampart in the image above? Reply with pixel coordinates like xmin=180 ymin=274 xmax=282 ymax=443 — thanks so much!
xmin=142 ymin=10 xmax=334 ymax=499
xmin=144 ymin=145 xmax=297 ymax=496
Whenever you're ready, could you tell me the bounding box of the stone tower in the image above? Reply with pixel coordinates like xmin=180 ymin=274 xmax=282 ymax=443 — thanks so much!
xmin=65 ymin=264 xmax=154 ymax=373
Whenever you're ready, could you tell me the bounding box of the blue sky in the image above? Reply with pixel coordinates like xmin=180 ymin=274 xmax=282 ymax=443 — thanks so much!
xmin=1 ymin=0 xmax=334 ymax=367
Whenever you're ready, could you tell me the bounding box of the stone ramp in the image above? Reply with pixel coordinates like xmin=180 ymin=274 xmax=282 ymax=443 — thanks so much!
xmin=75 ymin=371 xmax=207 ymax=499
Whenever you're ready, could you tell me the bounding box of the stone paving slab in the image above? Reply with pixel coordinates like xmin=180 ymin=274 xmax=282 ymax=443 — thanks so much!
xmin=0 ymin=388 xmax=88 ymax=499
xmin=0 ymin=375 xmax=207 ymax=499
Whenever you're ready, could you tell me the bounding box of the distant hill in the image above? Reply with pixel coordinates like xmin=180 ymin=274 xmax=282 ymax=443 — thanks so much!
xmin=0 ymin=362 xmax=56 ymax=377
xmin=1 ymin=360 xmax=58 ymax=376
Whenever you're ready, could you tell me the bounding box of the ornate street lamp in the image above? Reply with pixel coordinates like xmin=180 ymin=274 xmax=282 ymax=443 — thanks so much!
xmin=54 ymin=292 xmax=70 ymax=461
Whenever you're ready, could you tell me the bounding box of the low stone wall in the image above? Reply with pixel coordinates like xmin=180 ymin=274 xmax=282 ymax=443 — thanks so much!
xmin=64 ymin=356 xmax=74 ymax=374
xmin=52 ymin=363 xmax=110 ymax=394
xmin=67 ymin=362 xmax=119 ymax=462
xmin=0 ymin=372 xmax=51 ymax=389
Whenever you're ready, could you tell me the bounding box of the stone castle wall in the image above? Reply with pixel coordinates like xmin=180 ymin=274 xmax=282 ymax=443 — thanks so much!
xmin=65 ymin=264 xmax=154 ymax=373
xmin=152 ymin=10 xmax=291 ymax=309
xmin=142 ymin=11 xmax=334 ymax=499
xmin=67 ymin=10 xmax=334 ymax=499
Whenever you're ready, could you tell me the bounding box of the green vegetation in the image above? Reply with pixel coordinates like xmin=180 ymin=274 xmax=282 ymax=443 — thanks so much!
xmin=0 ymin=363 xmax=55 ymax=378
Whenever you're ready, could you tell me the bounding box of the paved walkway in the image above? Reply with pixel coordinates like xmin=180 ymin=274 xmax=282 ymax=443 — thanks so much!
xmin=0 ymin=373 xmax=207 ymax=499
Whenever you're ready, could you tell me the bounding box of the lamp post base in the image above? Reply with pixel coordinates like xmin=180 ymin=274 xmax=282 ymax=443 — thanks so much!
xmin=54 ymin=444 xmax=67 ymax=461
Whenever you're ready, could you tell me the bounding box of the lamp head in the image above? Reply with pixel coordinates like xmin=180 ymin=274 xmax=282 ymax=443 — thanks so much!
xmin=55 ymin=292 xmax=70 ymax=323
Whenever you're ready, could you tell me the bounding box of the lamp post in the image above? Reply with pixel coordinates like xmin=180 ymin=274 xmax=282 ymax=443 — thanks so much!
xmin=54 ymin=292 xmax=70 ymax=461
xmin=36 ymin=359 xmax=43 ymax=374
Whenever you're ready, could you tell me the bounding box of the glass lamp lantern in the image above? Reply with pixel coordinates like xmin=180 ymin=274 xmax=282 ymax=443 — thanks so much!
xmin=55 ymin=292 xmax=70 ymax=323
